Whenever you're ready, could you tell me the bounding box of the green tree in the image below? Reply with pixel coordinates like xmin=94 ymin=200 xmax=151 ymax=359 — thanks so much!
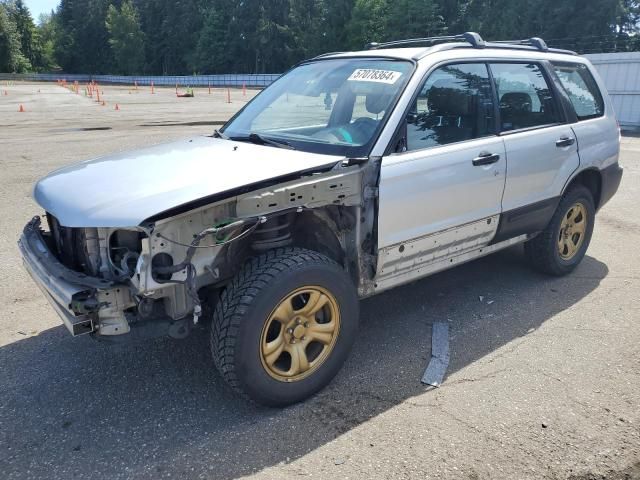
xmin=320 ymin=0 xmax=355 ymax=53
xmin=7 ymin=0 xmax=40 ymax=68
xmin=136 ymin=0 xmax=204 ymax=75
xmin=435 ymin=0 xmax=467 ymax=31
xmin=78 ymin=0 xmax=114 ymax=73
xmin=0 ymin=2 xmax=30 ymax=72
xmin=36 ymin=12 xmax=59 ymax=71
xmin=616 ymin=0 xmax=640 ymax=32
xmin=347 ymin=0 xmax=445 ymax=49
xmin=53 ymin=0 xmax=81 ymax=72
xmin=53 ymin=0 xmax=113 ymax=73
xmin=388 ymin=0 xmax=446 ymax=39
xmin=106 ymin=0 xmax=145 ymax=74
xmin=346 ymin=0 xmax=389 ymax=49
xmin=194 ymin=0 xmax=235 ymax=73
xmin=255 ymin=0 xmax=295 ymax=72
xmin=461 ymin=0 xmax=622 ymax=52
xmin=23 ymin=0 xmax=640 ymax=75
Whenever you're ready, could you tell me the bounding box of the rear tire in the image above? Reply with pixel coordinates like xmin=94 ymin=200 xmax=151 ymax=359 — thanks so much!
xmin=524 ymin=185 xmax=595 ymax=276
xmin=210 ymin=248 xmax=359 ymax=407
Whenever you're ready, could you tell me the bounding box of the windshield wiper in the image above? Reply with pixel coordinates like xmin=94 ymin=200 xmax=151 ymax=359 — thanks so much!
xmin=213 ymin=129 xmax=229 ymax=140
xmin=231 ymin=132 xmax=296 ymax=150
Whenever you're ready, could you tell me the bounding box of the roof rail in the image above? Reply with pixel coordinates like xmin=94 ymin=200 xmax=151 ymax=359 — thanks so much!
xmin=366 ymin=32 xmax=485 ymax=50
xmin=312 ymin=51 xmax=346 ymax=60
xmin=364 ymin=32 xmax=578 ymax=58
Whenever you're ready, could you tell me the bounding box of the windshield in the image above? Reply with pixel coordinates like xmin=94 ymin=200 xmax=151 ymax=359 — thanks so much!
xmin=221 ymin=58 xmax=414 ymax=156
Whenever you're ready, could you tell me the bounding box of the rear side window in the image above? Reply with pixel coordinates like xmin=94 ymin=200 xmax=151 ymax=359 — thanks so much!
xmin=552 ymin=62 xmax=604 ymax=120
xmin=490 ymin=63 xmax=561 ymax=131
xmin=405 ymin=63 xmax=496 ymax=151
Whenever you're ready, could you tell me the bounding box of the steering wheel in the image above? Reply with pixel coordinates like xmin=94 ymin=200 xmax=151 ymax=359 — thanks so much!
xmin=312 ymin=127 xmax=355 ymax=144
xmin=352 ymin=117 xmax=378 ymax=129
xmin=312 ymin=118 xmax=379 ymax=145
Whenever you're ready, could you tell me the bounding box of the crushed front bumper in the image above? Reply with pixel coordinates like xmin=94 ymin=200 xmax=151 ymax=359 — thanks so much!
xmin=18 ymin=216 xmax=114 ymax=336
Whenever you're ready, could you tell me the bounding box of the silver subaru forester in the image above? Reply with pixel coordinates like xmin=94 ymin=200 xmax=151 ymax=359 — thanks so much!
xmin=19 ymin=33 xmax=623 ymax=406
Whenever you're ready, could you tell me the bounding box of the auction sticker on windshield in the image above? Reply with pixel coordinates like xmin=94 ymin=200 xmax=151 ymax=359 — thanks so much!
xmin=348 ymin=69 xmax=402 ymax=84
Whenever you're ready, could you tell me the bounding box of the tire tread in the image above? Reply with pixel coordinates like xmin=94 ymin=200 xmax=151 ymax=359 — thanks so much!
xmin=524 ymin=185 xmax=594 ymax=276
xmin=210 ymin=247 xmax=340 ymax=398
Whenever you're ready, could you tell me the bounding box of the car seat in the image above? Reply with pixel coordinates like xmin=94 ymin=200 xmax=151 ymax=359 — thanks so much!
xmin=500 ymin=92 xmax=532 ymax=130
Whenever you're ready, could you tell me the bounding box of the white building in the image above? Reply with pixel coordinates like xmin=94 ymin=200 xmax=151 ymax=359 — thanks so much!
xmin=586 ymin=52 xmax=640 ymax=129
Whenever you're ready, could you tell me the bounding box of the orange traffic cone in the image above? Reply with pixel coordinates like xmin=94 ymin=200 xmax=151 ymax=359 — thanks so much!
xmin=115 ymin=104 xmax=120 ymax=111
xmin=18 ymin=104 xmax=25 ymax=112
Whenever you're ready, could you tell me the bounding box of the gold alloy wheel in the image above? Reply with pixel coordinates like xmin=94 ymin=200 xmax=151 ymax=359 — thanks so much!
xmin=260 ymin=286 xmax=341 ymax=382
xmin=558 ymin=202 xmax=588 ymax=260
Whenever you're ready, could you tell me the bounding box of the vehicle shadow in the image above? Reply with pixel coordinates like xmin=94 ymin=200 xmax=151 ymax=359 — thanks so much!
xmin=0 ymin=246 xmax=608 ymax=479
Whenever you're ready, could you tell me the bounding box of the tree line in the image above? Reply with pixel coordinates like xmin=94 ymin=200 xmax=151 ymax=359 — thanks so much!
xmin=1 ymin=0 xmax=639 ymax=75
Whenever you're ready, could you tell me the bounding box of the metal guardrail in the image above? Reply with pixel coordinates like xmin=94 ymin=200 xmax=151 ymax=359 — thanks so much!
xmin=0 ymin=72 xmax=281 ymax=87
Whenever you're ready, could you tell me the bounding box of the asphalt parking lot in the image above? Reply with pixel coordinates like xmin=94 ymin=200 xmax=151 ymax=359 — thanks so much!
xmin=1 ymin=83 xmax=639 ymax=480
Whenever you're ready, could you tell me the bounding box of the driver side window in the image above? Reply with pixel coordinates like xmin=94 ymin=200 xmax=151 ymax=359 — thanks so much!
xmin=406 ymin=63 xmax=496 ymax=151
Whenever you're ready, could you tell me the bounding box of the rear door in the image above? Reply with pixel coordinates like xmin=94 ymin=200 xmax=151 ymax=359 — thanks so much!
xmin=551 ymin=61 xmax=620 ymax=182
xmin=490 ymin=62 xmax=580 ymax=241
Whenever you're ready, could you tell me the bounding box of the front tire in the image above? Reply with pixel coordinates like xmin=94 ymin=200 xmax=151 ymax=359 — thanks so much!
xmin=211 ymin=248 xmax=359 ymax=407
xmin=524 ymin=185 xmax=595 ymax=276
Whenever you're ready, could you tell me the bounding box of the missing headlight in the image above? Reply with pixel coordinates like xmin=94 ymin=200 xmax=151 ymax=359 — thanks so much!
xmin=109 ymin=230 xmax=147 ymax=279
xmin=151 ymin=253 xmax=174 ymax=282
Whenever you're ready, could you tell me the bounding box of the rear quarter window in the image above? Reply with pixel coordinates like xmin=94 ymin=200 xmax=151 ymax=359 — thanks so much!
xmin=552 ymin=63 xmax=605 ymax=121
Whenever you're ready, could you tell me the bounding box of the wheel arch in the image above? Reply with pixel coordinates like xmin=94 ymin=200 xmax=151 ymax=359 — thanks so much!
xmin=243 ymin=206 xmax=358 ymax=279
xmin=563 ymin=168 xmax=602 ymax=210
xmin=288 ymin=208 xmax=349 ymax=267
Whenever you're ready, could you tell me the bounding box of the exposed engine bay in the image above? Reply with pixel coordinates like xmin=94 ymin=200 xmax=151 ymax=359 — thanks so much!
xmin=40 ymin=161 xmax=376 ymax=340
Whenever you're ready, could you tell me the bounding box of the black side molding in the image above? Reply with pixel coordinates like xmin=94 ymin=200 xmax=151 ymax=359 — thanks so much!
xmin=598 ymin=162 xmax=623 ymax=211
xmin=490 ymin=197 xmax=561 ymax=245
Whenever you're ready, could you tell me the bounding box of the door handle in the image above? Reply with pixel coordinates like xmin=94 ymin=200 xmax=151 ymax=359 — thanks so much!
xmin=472 ymin=152 xmax=500 ymax=166
xmin=556 ymin=136 xmax=576 ymax=148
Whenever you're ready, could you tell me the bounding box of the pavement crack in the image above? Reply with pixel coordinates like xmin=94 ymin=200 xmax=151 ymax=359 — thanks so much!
xmin=440 ymin=368 xmax=508 ymax=387
xmin=485 ymin=338 xmax=527 ymax=365
xmin=435 ymin=405 xmax=507 ymax=446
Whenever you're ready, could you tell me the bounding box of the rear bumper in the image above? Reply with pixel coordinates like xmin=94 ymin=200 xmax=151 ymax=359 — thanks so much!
xmin=599 ymin=162 xmax=623 ymax=210
xmin=18 ymin=217 xmax=111 ymax=336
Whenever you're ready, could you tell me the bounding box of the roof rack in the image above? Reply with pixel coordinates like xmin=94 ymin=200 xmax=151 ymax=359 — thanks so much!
xmin=491 ymin=37 xmax=549 ymax=51
xmin=365 ymin=32 xmax=578 ymax=57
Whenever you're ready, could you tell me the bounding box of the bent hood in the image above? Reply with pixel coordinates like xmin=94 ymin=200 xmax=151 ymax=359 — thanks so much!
xmin=34 ymin=136 xmax=342 ymax=227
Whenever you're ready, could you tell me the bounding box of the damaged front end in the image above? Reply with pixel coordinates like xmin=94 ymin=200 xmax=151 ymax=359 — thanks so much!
xmin=18 ymin=216 xmax=135 ymax=336
xmin=20 ymin=161 xmax=373 ymax=342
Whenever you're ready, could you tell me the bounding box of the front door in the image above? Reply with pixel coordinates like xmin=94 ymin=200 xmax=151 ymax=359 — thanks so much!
xmin=377 ymin=62 xmax=507 ymax=281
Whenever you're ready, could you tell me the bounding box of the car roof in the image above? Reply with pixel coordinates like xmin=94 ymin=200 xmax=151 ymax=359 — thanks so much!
xmin=316 ymin=40 xmax=585 ymax=65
